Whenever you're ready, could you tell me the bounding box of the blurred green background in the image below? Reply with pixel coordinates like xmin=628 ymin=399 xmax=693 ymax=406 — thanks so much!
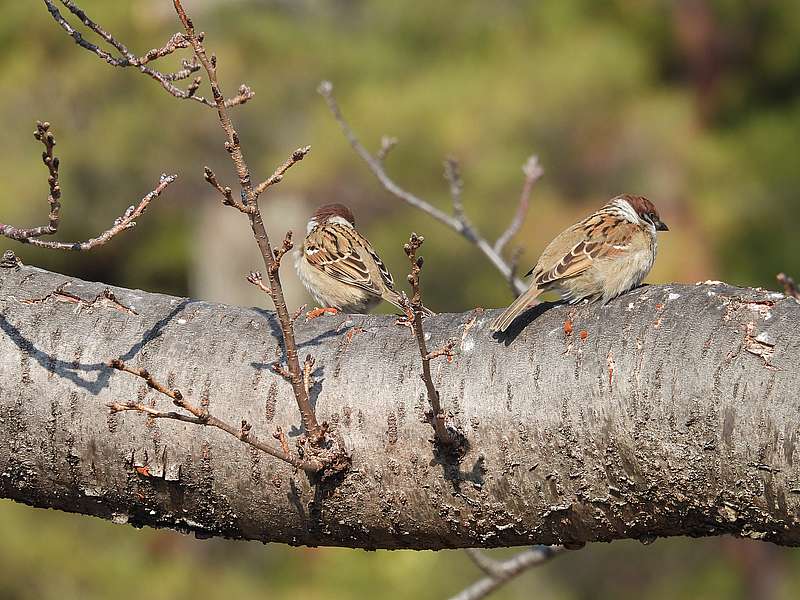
xmin=2 ymin=0 xmax=799 ymax=598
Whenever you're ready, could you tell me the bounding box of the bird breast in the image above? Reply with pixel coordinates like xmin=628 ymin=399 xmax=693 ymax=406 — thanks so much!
xmin=294 ymin=249 xmax=376 ymax=312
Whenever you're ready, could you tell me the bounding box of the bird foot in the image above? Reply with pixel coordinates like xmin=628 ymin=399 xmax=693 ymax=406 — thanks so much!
xmin=306 ymin=306 xmax=339 ymax=321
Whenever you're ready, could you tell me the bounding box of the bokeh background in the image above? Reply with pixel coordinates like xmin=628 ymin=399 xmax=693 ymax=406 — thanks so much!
xmin=1 ymin=0 xmax=799 ymax=598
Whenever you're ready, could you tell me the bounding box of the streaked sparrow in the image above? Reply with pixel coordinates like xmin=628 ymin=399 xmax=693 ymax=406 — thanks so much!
xmin=491 ymin=194 xmax=668 ymax=332
xmin=296 ymin=203 xmax=432 ymax=315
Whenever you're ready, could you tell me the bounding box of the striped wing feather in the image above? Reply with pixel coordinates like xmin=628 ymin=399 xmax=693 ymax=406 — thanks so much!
xmin=304 ymin=224 xmax=395 ymax=297
xmin=528 ymin=216 xmax=639 ymax=287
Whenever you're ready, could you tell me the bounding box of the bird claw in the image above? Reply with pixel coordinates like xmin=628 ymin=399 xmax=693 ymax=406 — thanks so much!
xmin=306 ymin=307 xmax=339 ymax=321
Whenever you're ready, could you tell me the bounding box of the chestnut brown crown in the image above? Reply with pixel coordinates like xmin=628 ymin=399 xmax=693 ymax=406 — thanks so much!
xmin=311 ymin=203 xmax=356 ymax=226
xmin=620 ymin=194 xmax=668 ymax=231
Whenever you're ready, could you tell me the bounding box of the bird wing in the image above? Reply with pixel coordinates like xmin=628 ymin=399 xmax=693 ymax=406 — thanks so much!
xmin=528 ymin=216 xmax=640 ymax=286
xmin=303 ymin=224 xmax=394 ymax=297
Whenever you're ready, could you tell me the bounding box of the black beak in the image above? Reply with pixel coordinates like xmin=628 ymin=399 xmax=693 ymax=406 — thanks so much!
xmin=655 ymin=220 xmax=669 ymax=232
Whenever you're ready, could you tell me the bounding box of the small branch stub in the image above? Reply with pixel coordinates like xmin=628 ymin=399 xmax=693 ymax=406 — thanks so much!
xmin=777 ymin=273 xmax=800 ymax=301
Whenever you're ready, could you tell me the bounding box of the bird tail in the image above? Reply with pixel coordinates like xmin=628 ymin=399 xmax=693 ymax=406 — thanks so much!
xmin=490 ymin=286 xmax=543 ymax=332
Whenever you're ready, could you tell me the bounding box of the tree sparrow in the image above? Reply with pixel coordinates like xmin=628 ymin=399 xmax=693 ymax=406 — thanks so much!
xmin=296 ymin=203 xmax=432 ymax=315
xmin=491 ymin=194 xmax=668 ymax=333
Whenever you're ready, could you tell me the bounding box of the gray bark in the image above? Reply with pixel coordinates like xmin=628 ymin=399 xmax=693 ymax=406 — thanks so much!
xmin=1 ymin=264 xmax=799 ymax=549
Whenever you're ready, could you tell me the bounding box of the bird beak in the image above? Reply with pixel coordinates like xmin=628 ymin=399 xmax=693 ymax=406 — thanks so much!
xmin=655 ymin=220 xmax=669 ymax=232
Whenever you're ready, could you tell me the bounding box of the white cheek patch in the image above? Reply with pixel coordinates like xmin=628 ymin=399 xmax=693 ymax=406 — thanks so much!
xmin=306 ymin=247 xmax=320 ymax=255
xmin=611 ymin=198 xmax=640 ymax=224
xmin=327 ymin=215 xmax=354 ymax=228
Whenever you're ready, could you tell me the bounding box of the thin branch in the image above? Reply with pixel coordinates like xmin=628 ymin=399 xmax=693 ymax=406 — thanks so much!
xmin=5 ymin=121 xmax=62 ymax=239
xmin=204 ymin=166 xmax=251 ymax=213
xmin=106 ymin=360 xmax=322 ymax=472
xmin=246 ymin=271 xmax=271 ymax=295
xmin=777 ymin=273 xmax=800 ymax=301
xmin=444 ymin=157 xmax=465 ymax=221
xmin=318 ymin=80 xmax=526 ymax=296
xmin=376 ymin=135 xmax=398 ymax=163
xmin=42 ymin=0 xmax=254 ymax=108
xmin=0 ymin=121 xmax=175 ymax=251
xmin=270 ymin=232 xmax=294 ymax=275
xmin=494 ymin=155 xmax=543 ymax=255
xmin=453 ymin=547 xmax=565 ymax=600
xmin=171 ymin=0 xmax=329 ymax=451
xmin=137 ymin=32 xmax=190 ymax=65
xmin=399 ymin=233 xmax=460 ymax=448
xmin=253 ymin=146 xmax=312 ymax=197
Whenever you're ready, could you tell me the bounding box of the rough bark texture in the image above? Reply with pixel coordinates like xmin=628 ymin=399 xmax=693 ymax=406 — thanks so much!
xmin=1 ymin=265 xmax=799 ymax=549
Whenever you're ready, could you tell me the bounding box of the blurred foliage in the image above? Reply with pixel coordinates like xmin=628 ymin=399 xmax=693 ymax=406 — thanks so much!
xmin=1 ymin=0 xmax=799 ymax=598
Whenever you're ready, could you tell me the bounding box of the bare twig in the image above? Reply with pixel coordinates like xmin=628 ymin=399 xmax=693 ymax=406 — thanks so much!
xmin=494 ymin=155 xmax=543 ymax=255
xmin=376 ymin=135 xmax=398 ymax=163
xmin=137 ymin=32 xmax=190 ymax=65
xmin=204 ymin=166 xmax=250 ymax=213
xmin=106 ymin=360 xmax=322 ymax=472
xmin=399 ymin=233 xmax=459 ymax=448
xmin=271 ymin=232 xmax=294 ymax=276
xmin=777 ymin=273 xmax=800 ymax=301
xmin=425 ymin=340 xmax=456 ymax=362
xmin=246 ymin=271 xmax=271 ymax=295
xmin=453 ymin=547 xmax=565 ymax=600
xmin=271 ymin=362 xmax=293 ymax=381
xmin=290 ymin=304 xmax=307 ymax=324
xmin=444 ymin=157 xmax=465 ymax=221
xmin=42 ymin=0 xmax=254 ymax=108
xmin=253 ymin=146 xmax=312 ymax=197
xmin=0 ymin=121 xmax=175 ymax=250
xmin=302 ymin=354 xmax=315 ymax=398
xmin=273 ymin=426 xmax=291 ymax=458
xmin=318 ymin=80 xmax=526 ymax=296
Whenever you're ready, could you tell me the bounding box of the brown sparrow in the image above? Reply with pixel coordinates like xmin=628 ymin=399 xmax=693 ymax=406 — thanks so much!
xmin=491 ymin=194 xmax=668 ymax=332
xmin=296 ymin=203 xmax=432 ymax=315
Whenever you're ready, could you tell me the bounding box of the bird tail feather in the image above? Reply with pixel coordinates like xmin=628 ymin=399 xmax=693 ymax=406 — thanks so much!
xmin=490 ymin=287 xmax=543 ymax=332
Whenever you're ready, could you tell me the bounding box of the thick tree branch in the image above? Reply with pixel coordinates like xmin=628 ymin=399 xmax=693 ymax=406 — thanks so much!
xmin=2 ymin=266 xmax=799 ymax=549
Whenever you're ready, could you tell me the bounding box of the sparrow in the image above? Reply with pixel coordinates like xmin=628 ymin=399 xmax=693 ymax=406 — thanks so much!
xmin=296 ymin=203 xmax=432 ymax=315
xmin=490 ymin=194 xmax=668 ymax=333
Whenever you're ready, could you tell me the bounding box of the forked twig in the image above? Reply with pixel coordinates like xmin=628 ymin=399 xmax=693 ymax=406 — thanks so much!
xmin=494 ymin=155 xmax=543 ymax=255
xmin=0 ymin=121 xmax=175 ymax=250
xmin=319 ymin=80 xmax=539 ymax=297
xmin=43 ymin=0 xmax=254 ymax=108
xmin=107 ymin=360 xmax=322 ymax=472
xmin=454 ymin=547 xmax=565 ymax=600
